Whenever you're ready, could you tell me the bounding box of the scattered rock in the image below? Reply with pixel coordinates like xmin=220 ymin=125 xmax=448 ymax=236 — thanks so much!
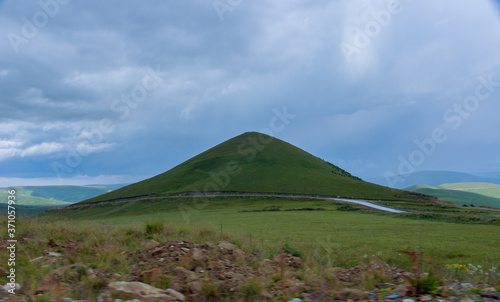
xmin=287 ymin=298 xmax=303 ymax=302
xmin=377 ymin=283 xmax=395 ymax=289
xmin=194 ymin=267 xmax=204 ymax=273
xmin=191 ymin=248 xmax=206 ymax=262
xmin=386 ymin=292 xmax=403 ymax=299
xmin=302 ymin=292 xmax=330 ymax=302
xmin=140 ymin=268 xmax=162 ymax=281
xmin=333 ymin=288 xmax=367 ymax=301
xmin=480 ymin=293 xmax=499 ymax=300
xmin=35 ymin=274 xmax=65 ymax=297
xmin=204 ymin=242 xmax=218 ymax=250
xmin=260 ymin=259 xmax=275 ymax=274
xmin=232 ymin=248 xmax=246 ymax=263
xmin=108 ymin=281 xmax=177 ymax=302
xmin=178 ymin=248 xmax=207 ymax=270
xmin=165 ymin=288 xmax=185 ymax=301
xmin=273 ymin=253 xmax=303 ymax=268
xmin=287 ymin=256 xmax=303 ymax=268
xmin=394 ymin=284 xmax=409 ymax=294
xmin=261 ymin=291 xmax=273 ymax=299
xmin=47 ymin=252 xmax=62 ymax=257
xmin=189 ymin=281 xmax=203 ymax=294
xmin=1 ymin=283 xmax=21 ymax=293
xmin=218 ymin=241 xmax=239 ymax=250
xmin=460 ymin=282 xmax=473 ymax=288
xmin=43 ymin=239 xmax=492 ymax=302
xmin=484 ymin=287 xmax=498 ymax=293
xmin=224 ymin=271 xmax=245 ymax=284
xmin=145 ymin=240 xmax=160 ymax=250
xmin=449 ymin=283 xmax=462 ymax=291
xmin=173 ymin=266 xmax=198 ymax=282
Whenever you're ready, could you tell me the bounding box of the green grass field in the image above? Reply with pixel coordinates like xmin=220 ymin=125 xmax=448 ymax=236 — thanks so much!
xmin=2 ymin=195 xmax=497 ymax=300
xmin=406 ymin=183 xmax=500 ymax=208
xmin=44 ymin=196 xmax=500 ymax=268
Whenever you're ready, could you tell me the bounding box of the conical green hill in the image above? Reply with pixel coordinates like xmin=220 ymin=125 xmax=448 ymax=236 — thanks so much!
xmin=83 ymin=132 xmax=404 ymax=203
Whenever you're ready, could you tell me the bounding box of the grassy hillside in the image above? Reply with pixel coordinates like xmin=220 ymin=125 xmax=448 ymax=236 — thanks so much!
xmin=0 ymin=185 xmax=120 ymax=207
xmin=439 ymin=182 xmax=500 ymax=198
xmin=406 ymin=183 xmax=500 ymax=208
xmin=84 ymin=132 xmax=410 ymax=203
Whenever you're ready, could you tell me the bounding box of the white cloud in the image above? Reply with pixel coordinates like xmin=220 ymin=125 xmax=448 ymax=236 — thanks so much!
xmin=63 ymin=66 xmax=143 ymax=92
xmin=0 ymin=139 xmax=24 ymax=148
xmin=20 ymin=142 xmax=65 ymax=157
xmin=0 ymin=148 xmax=19 ymax=162
xmin=0 ymin=139 xmax=115 ymax=162
xmin=75 ymin=142 xmax=115 ymax=155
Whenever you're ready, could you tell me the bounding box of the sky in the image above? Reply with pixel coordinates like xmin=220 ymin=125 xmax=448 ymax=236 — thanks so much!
xmin=1 ymin=0 xmax=500 ymax=188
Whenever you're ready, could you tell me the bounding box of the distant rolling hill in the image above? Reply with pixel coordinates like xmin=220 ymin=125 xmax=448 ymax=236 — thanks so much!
xmin=0 ymin=203 xmax=63 ymax=217
xmin=0 ymin=185 xmax=125 ymax=207
xmin=82 ymin=132 xmax=421 ymax=204
xmin=369 ymin=171 xmax=500 ymax=189
xmin=0 ymin=188 xmax=71 ymax=206
xmin=405 ymin=182 xmax=500 ymax=208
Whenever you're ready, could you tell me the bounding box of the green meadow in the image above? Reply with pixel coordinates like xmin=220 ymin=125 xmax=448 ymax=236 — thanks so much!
xmin=1 ymin=195 xmax=497 ymax=300
xmin=43 ymin=196 xmax=500 ymax=269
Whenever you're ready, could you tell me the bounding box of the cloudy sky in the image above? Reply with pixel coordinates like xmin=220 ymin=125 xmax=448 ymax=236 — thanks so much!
xmin=1 ymin=0 xmax=500 ymax=188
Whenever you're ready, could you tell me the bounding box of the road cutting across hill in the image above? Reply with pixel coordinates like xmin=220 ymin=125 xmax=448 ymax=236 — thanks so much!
xmin=66 ymin=191 xmax=407 ymax=213
xmin=174 ymin=192 xmax=407 ymax=213
xmin=324 ymin=197 xmax=406 ymax=213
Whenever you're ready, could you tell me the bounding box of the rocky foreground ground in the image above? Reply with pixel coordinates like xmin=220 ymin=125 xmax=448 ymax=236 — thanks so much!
xmin=1 ymin=240 xmax=498 ymax=302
